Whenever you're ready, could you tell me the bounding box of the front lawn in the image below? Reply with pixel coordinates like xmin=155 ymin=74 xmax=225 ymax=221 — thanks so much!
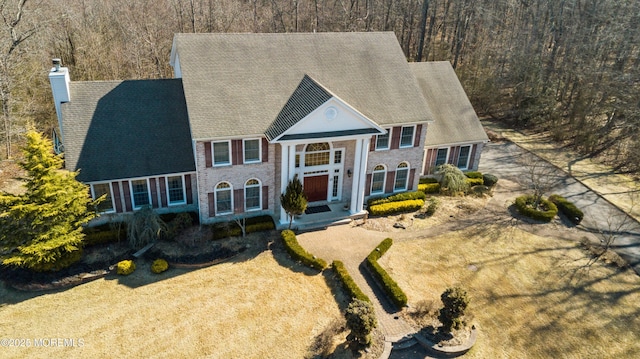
xmin=0 ymin=233 xmax=342 ymax=358
xmin=381 ymin=225 xmax=640 ymax=358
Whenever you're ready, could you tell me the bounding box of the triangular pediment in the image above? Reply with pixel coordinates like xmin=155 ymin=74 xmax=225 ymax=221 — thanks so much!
xmin=267 ymin=75 xmax=385 ymax=142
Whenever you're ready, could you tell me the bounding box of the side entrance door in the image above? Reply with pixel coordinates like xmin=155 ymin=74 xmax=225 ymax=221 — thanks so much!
xmin=304 ymin=175 xmax=329 ymax=202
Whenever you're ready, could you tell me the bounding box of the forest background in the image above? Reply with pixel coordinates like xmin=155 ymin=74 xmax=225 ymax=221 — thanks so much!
xmin=1 ymin=0 xmax=638 ymax=174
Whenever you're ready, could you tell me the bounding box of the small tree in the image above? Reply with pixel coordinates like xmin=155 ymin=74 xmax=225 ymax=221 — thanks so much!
xmin=438 ymin=164 xmax=469 ymax=195
xmin=0 ymin=131 xmax=99 ymax=271
xmin=438 ymin=286 xmax=470 ymax=333
xmin=345 ymin=299 xmax=377 ymax=346
xmin=521 ymin=154 xmax=558 ymax=209
xmin=280 ymin=174 xmax=307 ymax=229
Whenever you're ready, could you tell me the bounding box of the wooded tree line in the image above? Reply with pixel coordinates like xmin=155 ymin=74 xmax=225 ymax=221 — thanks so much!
xmin=1 ymin=0 xmax=638 ymax=172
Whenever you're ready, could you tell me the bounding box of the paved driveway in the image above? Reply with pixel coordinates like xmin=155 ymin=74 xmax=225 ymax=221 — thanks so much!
xmin=479 ymin=141 xmax=640 ymax=274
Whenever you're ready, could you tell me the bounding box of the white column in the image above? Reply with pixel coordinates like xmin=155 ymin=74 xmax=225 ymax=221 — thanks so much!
xmin=356 ymin=137 xmax=370 ymax=212
xmin=279 ymin=144 xmax=290 ymax=225
xmin=288 ymin=145 xmax=296 ymax=182
xmin=350 ymin=138 xmax=363 ymax=214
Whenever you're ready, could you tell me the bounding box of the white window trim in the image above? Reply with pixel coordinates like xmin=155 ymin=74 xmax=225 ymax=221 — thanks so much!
xmin=375 ymin=128 xmax=391 ymax=151
xmin=457 ymin=145 xmax=472 ymax=170
xmin=91 ymin=182 xmax=116 ymax=214
xmin=215 ymin=182 xmax=233 ymax=215
xmin=212 ymin=140 xmax=231 ymax=166
xmin=399 ymin=125 xmax=416 ymax=148
xmin=435 ymin=147 xmax=450 ymax=167
xmin=243 ymin=138 xmax=262 ymax=164
xmin=166 ymin=175 xmax=187 ymax=206
xmin=130 ymin=178 xmax=152 ymax=210
xmin=370 ymin=164 xmax=387 ymax=195
xmin=244 ymin=179 xmax=262 ymax=212
xmin=394 ymin=162 xmax=410 ymax=192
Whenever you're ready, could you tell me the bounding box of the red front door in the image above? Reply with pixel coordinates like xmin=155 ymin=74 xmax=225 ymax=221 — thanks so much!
xmin=304 ymin=175 xmax=329 ymax=202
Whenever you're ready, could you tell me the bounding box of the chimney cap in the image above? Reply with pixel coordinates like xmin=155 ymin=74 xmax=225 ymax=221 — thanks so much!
xmin=52 ymin=58 xmax=61 ymax=71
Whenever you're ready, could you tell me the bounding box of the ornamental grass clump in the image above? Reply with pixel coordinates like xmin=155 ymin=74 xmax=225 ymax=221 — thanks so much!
xmin=151 ymin=259 xmax=169 ymax=274
xmin=116 ymin=260 xmax=136 ymax=275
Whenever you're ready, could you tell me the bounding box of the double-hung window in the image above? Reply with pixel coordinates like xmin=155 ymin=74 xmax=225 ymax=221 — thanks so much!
xmin=435 ymin=148 xmax=448 ymax=166
xmin=215 ymin=182 xmax=232 ymax=214
xmin=167 ymin=176 xmax=186 ymax=205
xmin=131 ymin=179 xmax=150 ymax=209
xmin=394 ymin=163 xmax=409 ymax=191
xmin=371 ymin=165 xmax=386 ymax=194
xmin=375 ymin=129 xmax=390 ymax=150
xmin=212 ymin=141 xmax=230 ymax=166
xmin=400 ymin=126 xmax=415 ymax=147
xmin=245 ymin=179 xmax=261 ymax=211
xmin=92 ymin=183 xmax=114 ymax=213
xmin=243 ymin=139 xmax=261 ymax=164
xmin=457 ymin=146 xmax=471 ymax=170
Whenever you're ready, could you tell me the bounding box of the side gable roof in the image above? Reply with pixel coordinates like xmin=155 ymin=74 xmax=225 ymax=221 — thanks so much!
xmin=172 ymin=32 xmax=434 ymax=141
xmin=61 ymin=79 xmax=195 ymax=182
xmin=409 ymin=62 xmax=489 ymax=146
xmin=265 ymin=74 xmax=332 ymax=141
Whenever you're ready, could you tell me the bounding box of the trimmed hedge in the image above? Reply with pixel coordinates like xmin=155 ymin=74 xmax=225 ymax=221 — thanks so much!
xmin=418 ymin=183 xmax=440 ymax=194
xmin=515 ymin=195 xmax=558 ymax=222
xmin=332 ymin=260 xmax=371 ymax=303
xmin=281 ymin=230 xmax=328 ymax=270
xmin=212 ymin=215 xmax=275 ymax=239
xmin=367 ymin=191 xmax=426 ymax=207
xmin=419 ymin=177 xmax=439 ymax=184
xmin=465 ymin=178 xmax=484 ymax=186
xmin=483 ymin=173 xmax=499 ymax=187
xmin=368 ymin=199 xmax=424 ymax=216
xmin=549 ymin=194 xmax=584 ymax=224
xmin=84 ymin=228 xmax=126 ymax=246
xmin=365 ymin=238 xmax=408 ymax=308
xmin=465 ymin=171 xmax=483 ymax=179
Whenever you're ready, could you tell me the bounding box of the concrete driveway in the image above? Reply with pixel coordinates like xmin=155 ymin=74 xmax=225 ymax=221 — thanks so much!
xmin=479 ymin=141 xmax=640 ymax=274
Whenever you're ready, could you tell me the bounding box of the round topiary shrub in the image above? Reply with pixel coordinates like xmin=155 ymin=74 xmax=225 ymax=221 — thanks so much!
xmin=515 ymin=195 xmax=558 ymax=222
xmin=116 ymin=260 xmax=136 ymax=276
xmin=151 ymin=259 xmax=169 ymax=274
xmin=482 ymin=173 xmax=499 ymax=187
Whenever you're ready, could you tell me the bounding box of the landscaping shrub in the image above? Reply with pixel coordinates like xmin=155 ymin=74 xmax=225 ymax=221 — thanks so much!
xmin=164 ymin=212 xmax=194 ymax=239
xmin=368 ymin=199 xmax=424 ymax=216
xmin=332 ymin=261 xmax=370 ymax=303
xmin=465 ymin=171 xmax=483 ymax=179
xmin=151 ymin=259 xmax=169 ymax=274
xmin=31 ymin=249 xmax=83 ymax=272
xmin=438 ymin=164 xmax=469 ymax=195
xmin=425 ymin=197 xmax=440 ymax=216
xmin=367 ymin=191 xmax=426 ymax=207
xmin=212 ymin=215 xmax=275 ymax=239
xmin=549 ymin=194 xmax=584 ymax=224
xmin=438 ymin=286 xmax=470 ymax=333
xmin=418 ymin=183 xmax=440 ymax=194
xmin=419 ymin=177 xmax=439 ymax=184
xmin=84 ymin=228 xmax=126 ymax=246
xmin=366 ymin=238 xmax=408 ymax=308
xmin=345 ymin=299 xmax=377 ymax=346
xmin=465 ymin=177 xmax=484 ymax=186
xmin=116 ymin=260 xmax=136 ymax=275
xmin=515 ymin=195 xmax=558 ymax=222
xmin=281 ymin=230 xmax=327 ymax=270
xmin=482 ymin=173 xmax=499 ymax=187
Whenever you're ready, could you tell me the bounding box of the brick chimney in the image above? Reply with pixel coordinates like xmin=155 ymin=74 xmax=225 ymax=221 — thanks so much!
xmin=48 ymin=58 xmax=70 ymax=142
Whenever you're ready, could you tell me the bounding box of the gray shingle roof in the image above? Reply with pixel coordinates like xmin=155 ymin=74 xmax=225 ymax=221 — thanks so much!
xmin=61 ymin=79 xmax=195 ymax=182
xmin=409 ymin=62 xmax=489 ymax=146
xmin=265 ymin=74 xmax=332 ymax=141
xmin=172 ymin=32 xmax=434 ymax=140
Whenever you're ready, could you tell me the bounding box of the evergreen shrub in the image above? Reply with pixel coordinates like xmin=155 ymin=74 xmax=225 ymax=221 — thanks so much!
xmin=438 ymin=286 xmax=470 ymax=333
xmin=465 ymin=177 xmax=484 ymax=186
xmin=281 ymin=230 xmax=327 ymax=270
xmin=418 ymin=183 xmax=440 ymax=194
xmin=482 ymin=173 xmax=499 ymax=187
xmin=419 ymin=177 xmax=439 ymax=184
xmin=151 ymin=259 xmax=169 ymax=274
xmin=515 ymin=195 xmax=558 ymax=222
xmin=465 ymin=171 xmax=483 ymax=179
xmin=116 ymin=260 xmax=136 ymax=275
xmin=332 ymin=261 xmax=370 ymax=303
xmin=367 ymin=191 xmax=426 ymax=207
xmin=549 ymin=194 xmax=584 ymax=224
xmin=365 ymin=238 xmax=407 ymax=308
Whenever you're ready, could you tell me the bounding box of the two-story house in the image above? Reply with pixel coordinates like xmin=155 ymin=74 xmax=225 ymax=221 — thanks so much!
xmin=48 ymin=32 xmax=488 ymax=226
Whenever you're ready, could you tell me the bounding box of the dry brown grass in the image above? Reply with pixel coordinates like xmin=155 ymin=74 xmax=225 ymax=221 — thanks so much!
xmin=0 ymin=236 xmax=343 ymax=359
xmin=380 ymin=225 xmax=640 ymax=358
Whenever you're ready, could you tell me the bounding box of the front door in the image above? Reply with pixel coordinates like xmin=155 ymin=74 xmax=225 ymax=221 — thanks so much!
xmin=304 ymin=175 xmax=329 ymax=202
